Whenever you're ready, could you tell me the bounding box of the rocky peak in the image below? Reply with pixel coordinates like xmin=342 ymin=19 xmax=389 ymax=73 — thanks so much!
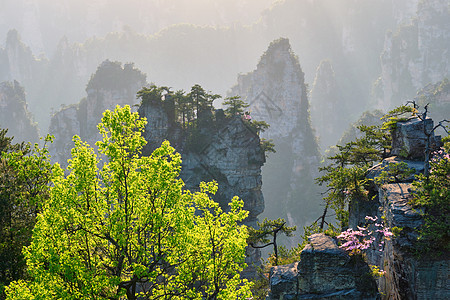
xmin=233 ymin=38 xmax=308 ymax=139
xmin=348 ymin=116 xmax=448 ymax=299
xmin=268 ymin=233 xmax=378 ymax=299
xmin=229 ymin=38 xmax=321 ymax=240
xmin=391 ymin=117 xmax=442 ymax=160
xmin=49 ymin=60 xmax=146 ymax=166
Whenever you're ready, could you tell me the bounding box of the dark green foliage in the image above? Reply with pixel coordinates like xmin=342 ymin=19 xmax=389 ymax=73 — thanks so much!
xmin=411 ymin=137 xmax=450 ymax=256
xmin=223 ymin=95 xmax=249 ymax=117
xmin=86 ymin=60 xmax=146 ymax=91
xmin=316 ymin=107 xmax=408 ymax=230
xmin=248 ymin=218 xmax=296 ymax=266
xmin=0 ymin=130 xmax=53 ymax=300
xmin=246 ymin=120 xmax=270 ymax=135
xmin=137 ymin=84 xmax=167 ymax=105
xmin=137 ymin=84 xmax=275 ymax=159
xmin=260 ymin=138 xmax=275 ymax=158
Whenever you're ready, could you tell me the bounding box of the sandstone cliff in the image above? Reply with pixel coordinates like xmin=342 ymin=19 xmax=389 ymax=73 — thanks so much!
xmin=348 ymin=117 xmax=448 ymax=299
xmin=49 ymin=62 xmax=268 ymax=277
xmin=0 ymin=30 xmax=49 ymax=131
xmin=266 ymin=116 xmax=449 ymax=299
xmin=374 ymin=0 xmax=450 ymax=109
xmin=229 ymin=38 xmax=321 ymax=242
xmin=415 ymin=78 xmax=450 ymax=128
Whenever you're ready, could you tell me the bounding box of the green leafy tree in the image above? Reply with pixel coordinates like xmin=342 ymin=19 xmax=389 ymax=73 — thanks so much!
xmin=6 ymin=106 xmax=252 ymax=300
xmin=189 ymin=84 xmax=220 ymax=120
xmin=0 ymin=130 xmax=53 ymax=299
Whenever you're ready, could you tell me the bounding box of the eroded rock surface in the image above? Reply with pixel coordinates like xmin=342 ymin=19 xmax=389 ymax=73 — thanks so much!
xmin=348 ymin=117 xmax=449 ymax=299
xmin=375 ymin=0 xmax=450 ymax=109
xmin=267 ymin=233 xmax=378 ymax=300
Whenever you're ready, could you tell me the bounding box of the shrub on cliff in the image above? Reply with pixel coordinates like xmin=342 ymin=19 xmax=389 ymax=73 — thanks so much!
xmin=412 ymin=137 xmax=450 ymax=256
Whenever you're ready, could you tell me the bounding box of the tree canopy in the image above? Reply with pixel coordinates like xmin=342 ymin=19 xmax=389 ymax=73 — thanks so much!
xmin=0 ymin=129 xmax=53 ymax=299
xmin=6 ymin=105 xmax=252 ymax=300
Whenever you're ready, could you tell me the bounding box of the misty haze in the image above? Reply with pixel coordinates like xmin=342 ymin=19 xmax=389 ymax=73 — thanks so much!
xmin=0 ymin=0 xmax=449 ymax=299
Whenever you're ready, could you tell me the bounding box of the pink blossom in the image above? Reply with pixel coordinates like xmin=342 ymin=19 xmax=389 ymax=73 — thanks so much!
xmin=365 ymin=216 xmax=378 ymax=222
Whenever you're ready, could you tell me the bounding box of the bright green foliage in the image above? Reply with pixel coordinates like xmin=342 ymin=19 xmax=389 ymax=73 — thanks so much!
xmin=381 ymin=105 xmax=417 ymax=131
xmin=6 ymin=106 xmax=252 ymax=300
xmin=411 ymin=137 xmax=450 ymax=256
xmin=222 ymin=96 xmax=249 ymax=116
xmin=0 ymin=130 xmax=53 ymax=300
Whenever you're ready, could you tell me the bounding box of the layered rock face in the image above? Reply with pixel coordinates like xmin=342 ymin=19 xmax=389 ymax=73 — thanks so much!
xmin=268 ymin=233 xmax=378 ymax=299
xmin=375 ymin=0 xmax=450 ymax=109
xmin=0 ymin=80 xmax=39 ymax=143
xmin=49 ymin=60 xmax=146 ymax=166
xmin=349 ymin=117 xmax=448 ymax=299
xmin=229 ymin=38 xmax=321 ymax=238
xmin=267 ymin=117 xmax=449 ymax=299
xmin=49 ymin=61 xmax=267 ymax=277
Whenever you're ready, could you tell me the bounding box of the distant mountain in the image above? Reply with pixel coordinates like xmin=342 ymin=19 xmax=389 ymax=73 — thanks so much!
xmin=0 ymin=80 xmax=39 ymax=143
xmin=373 ymin=0 xmax=450 ymax=109
xmin=309 ymin=60 xmax=344 ymax=150
xmin=48 ymin=60 xmax=146 ymax=166
xmin=0 ymin=0 xmax=431 ymax=137
xmin=229 ymin=38 xmax=321 ymax=241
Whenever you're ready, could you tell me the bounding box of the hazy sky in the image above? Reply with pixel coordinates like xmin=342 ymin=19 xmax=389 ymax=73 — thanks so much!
xmin=0 ymin=0 xmax=279 ymax=54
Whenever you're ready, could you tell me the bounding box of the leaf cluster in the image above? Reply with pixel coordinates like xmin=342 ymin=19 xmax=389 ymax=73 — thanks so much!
xmin=5 ymin=106 xmax=252 ymax=300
